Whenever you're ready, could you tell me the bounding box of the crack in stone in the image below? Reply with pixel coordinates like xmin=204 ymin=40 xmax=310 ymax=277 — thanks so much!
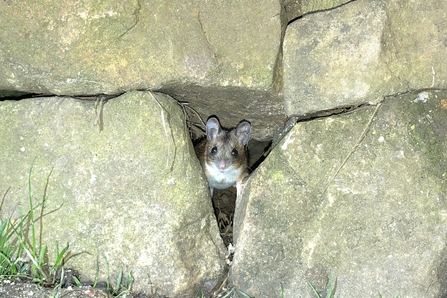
xmin=118 ymin=0 xmax=142 ymax=39
xmin=197 ymin=10 xmax=219 ymax=65
xmin=287 ymin=0 xmax=358 ymax=24
xmin=267 ymin=102 xmax=379 ymax=159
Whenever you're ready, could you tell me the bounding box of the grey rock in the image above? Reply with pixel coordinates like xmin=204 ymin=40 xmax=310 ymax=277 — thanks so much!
xmin=284 ymin=0 xmax=447 ymax=117
xmin=0 ymin=91 xmax=225 ymax=297
xmin=283 ymin=0 xmax=352 ymax=22
xmin=231 ymin=90 xmax=447 ymax=297
xmin=0 ymin=1 xmax=282 ymax=93
xmin=0 ymin=0 xmax=285 ymax=140
xmin=160 ymin=84 xmax=286 ymax=141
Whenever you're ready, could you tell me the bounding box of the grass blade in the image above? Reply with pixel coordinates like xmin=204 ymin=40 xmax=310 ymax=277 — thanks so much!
xmin=307 ymin=282 xmax=321 ymax=298
xmin=53 ymin=242 xmax=69 ymax=269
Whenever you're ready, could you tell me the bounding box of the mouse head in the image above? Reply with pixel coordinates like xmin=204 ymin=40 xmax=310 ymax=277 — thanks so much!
xmin=205 ymin=117 xmax=251 ymax=170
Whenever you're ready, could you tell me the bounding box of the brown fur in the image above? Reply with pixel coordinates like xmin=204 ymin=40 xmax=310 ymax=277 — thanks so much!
xmin=195 ymin=133 xmax=248 ymax=181
xmin=194 ymin=117 xmax=251 ymax=195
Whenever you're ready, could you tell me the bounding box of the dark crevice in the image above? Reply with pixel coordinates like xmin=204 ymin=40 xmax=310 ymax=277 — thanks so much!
xmin=286 ymin=0 xmax=358 ymax=25
xmin=0 ymin=92 xmax=49 ymax=101
xmin=0 ymin=91 xmax=129 ymax=102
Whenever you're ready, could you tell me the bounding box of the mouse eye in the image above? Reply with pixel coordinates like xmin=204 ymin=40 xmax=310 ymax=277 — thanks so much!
xmin=211 ymin=146 xmax=218 ymax=154
xmin=231 ymin=148 xmax=238 ymax=157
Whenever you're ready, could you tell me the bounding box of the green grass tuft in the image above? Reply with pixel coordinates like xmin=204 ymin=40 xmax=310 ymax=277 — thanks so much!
xmin=1 ymin=159 xmax=133 ymax=297
xmin=0 ymin=159 xmax=70 ymax=286
xmin=102 ymin=252 xmax=134 ymax=296
xmin=308 ymin=276 xmax=338 ymax=298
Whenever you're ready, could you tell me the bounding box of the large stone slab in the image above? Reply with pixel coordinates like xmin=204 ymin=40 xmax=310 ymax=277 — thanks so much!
xmin=230 ymin=90 xmax=447 ymax=297
xmin=0 ymin=0 xmax=282 ymax=94
xmin=0 ymin=92 xmax=225 ymax=297
xmin=0 ymin=0 xmax=285 ymax=140
xmin=284 ymin=0 xmax=447 ymax=116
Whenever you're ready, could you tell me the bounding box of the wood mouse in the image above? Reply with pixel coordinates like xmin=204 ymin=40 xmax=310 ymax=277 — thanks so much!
xmin=195 ymin=117 xmax=251 ymax=198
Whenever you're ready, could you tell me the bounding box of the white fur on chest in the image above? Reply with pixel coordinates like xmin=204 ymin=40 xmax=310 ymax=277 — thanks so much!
xmin=205 ymin=163 xmax=242 ymax=189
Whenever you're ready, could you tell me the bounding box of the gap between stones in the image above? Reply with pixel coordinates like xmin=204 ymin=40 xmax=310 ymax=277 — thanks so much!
xmin=0 ymin=90 xmax=383 ymax=247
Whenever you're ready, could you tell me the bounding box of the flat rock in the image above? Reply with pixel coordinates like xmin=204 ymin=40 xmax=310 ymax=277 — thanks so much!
xmin=0 ymin=0 xmax=285 ymax=140
xmin=284 ymin=0 xmax=447 ymax=116
xmin=0 ymin=0 xmax=282 ymax=94
xmin=0 ymin=91 xmax=225 ymax=297
xmin=231 ymin=90 xmax=447 ymax=297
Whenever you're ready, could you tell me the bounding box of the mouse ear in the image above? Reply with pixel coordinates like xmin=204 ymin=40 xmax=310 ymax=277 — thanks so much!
xmin=206 ymin=117 xmax=221 ymax=141
xmin=236 ymin=121 xmax=251 ymax=146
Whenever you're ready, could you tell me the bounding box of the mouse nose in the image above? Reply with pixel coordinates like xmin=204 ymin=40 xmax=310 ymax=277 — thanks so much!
xmin=218 ymin=161 xmax=227 ymax=170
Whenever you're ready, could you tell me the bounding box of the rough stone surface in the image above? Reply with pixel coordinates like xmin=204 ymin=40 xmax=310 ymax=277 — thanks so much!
xmin=282 ymin=0 xmax=352 ymax=22
xmin=160 ymin=84 xmax=286 ymax=141
xmin=0 ymin=91 xmax=226 ymax=297
xmin=284 ymin=0 xmax=447 ymax=117
xmin=230 ymin=90 xmax=447 ymax=297
xmin=0 ymin=0 xmax=285 ymax=140
xmin=0 ymin=1 xmax=282 ymax=93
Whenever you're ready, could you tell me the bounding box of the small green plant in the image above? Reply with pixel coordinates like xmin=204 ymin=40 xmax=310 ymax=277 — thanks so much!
xmin=50 ymin=267 xmax=66 ymax=298
xmin=0 ymin=159 xmax=70 ymax=286
xmin=308 ymin=276 xmax=337 ymax=298
xmin=236 ymin=290 xmax=252 ymax=298
xmin=102 ymin=253 xmax=134 ymax=296
xmin=0 ymin=189 xmax=27 ymax=278
xmin=1 ymin=160 xmax=136 ymax=297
